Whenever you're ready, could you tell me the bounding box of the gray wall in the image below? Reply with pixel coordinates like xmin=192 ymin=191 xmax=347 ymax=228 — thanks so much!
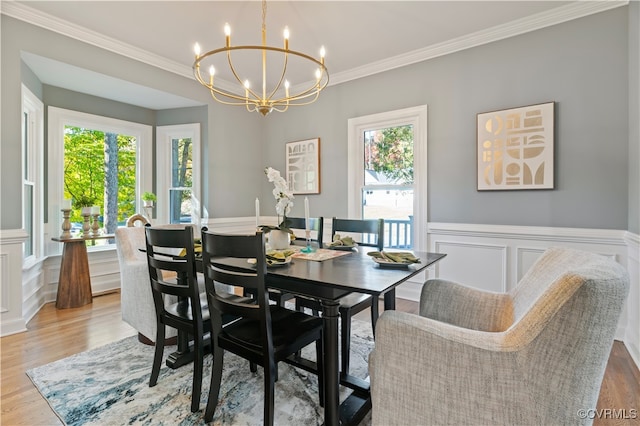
xmin=264 ymin=7 xmax=631 ymax=230
xmin=629 ymin=0 xmax=640 ymax=234
xmin=1 ymin=7 xmax=636 ymax=232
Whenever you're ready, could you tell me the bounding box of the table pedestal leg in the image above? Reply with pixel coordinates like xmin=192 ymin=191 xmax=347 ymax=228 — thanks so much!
xmin=56 ymin=241 xmax=93 ymax=309
xmin=321 ymin=299 xmax=340 ymax=426
xmin=384 ymin=287 xmax=396 ymax=310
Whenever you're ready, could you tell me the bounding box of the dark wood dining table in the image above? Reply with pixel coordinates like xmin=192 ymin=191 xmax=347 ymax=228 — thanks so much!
xmin=168 ymin=246 xmax=446 ymax=426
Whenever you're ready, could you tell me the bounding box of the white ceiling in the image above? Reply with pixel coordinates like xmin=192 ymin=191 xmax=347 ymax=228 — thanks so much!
xmin=5 ymin=1 xmax=626 ymax=110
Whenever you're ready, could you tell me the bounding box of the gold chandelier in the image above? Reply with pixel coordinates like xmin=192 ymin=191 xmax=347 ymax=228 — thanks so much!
xmin=192 ymin=0 xmax=329 ymax=116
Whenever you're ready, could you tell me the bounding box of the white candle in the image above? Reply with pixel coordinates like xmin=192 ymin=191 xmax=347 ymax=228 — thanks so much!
xmin=61 ymin=199 xmax=72 ymax=210
xmin=255 ymin=198 xmax=260 ymax=228
xmin=304 ymin=197 xmax=310 ymax=231
xmin=91 ymin=206 xmax=100 ymax=215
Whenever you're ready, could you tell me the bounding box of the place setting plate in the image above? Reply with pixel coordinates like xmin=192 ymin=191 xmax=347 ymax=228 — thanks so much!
xmin=325 ymin=244 xmax=358 ymax=251
xmin=368 ymin=251 xmax=421 ymax=269
xmin=247 ymin=257 xmax=292 ymax=268
xmin=248 ymin=249 xmax=295 ymax=267
xmin=371 ymin=257 xmax=412 ymax=268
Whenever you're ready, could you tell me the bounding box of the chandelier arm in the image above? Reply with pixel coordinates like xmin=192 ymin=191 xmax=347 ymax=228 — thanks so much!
xmin=271 ymin=104 xmax=290 ymax=113
xmin=271 ymin=89 xmax=321 ymax=108
xmin=193 ymin=63 xmax=262 ymax=104
xmin=266 ymin=52 xmax=288 ymax=102
xmin=209 ymin=89 xmax=259 ymax=106
xmin=271 ymin=73 xmax=328 ymax=103
xmin=225 ymin=49 xmax=261 ymax=103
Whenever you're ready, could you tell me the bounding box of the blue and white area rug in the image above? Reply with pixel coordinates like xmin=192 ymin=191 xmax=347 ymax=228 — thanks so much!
xmin=27 ymin=319 xmax=374 ymax=425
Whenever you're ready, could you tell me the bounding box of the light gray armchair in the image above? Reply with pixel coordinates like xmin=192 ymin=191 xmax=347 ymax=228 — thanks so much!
xmin=369 ymin=247 xmax=629 ymax=426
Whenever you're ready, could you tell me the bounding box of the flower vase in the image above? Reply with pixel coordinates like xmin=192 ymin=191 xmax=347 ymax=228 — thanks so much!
xmin=269 ymin=230 xmax=290 ymax=250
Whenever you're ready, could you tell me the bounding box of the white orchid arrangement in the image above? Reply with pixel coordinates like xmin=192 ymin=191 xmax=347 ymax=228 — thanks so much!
xmin=263 ymin=167 xmax=294 ymax=233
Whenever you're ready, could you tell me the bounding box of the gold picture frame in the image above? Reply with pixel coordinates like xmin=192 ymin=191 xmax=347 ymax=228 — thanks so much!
xmin=286 ymin=138 xmax=321 ymax=194
xmin=477 ymin=102 xmax=555 ymax=191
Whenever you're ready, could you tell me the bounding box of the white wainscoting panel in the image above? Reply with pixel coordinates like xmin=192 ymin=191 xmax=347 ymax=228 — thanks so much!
xmin=515 ymin=247 xmax=546 ymax=283
xmin=433 ymin=241 xmax=507 ymax=293
xmin=21 ymin=258 xmax=46 ymax=326
xmin=0 ymin=229 xmax=28 ymax=336
xmin=624 ymin=232 xmax=639 ymax=367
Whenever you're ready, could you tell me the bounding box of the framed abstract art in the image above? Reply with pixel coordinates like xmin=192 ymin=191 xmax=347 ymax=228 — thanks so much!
xmin=286 ymin=138 xmax=321 ymax=194
xmin=477 ymin=102 xmax=555 ymax=191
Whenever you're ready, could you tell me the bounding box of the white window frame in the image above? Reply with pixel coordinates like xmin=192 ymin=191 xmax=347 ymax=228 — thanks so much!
xmin=347 ymin=105 xmax=428 ymax=251
xmin=47 ymin=107 xmax=152 ymax=253
xmin=22 ymin=85 xmax=44 ymax=267
xmin=156 ymin=124 xmax=201 ymax=225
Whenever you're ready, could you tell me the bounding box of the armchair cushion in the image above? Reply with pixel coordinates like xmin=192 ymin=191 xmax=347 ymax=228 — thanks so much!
xmin=420 ymin=279 xmax=513 ymax=332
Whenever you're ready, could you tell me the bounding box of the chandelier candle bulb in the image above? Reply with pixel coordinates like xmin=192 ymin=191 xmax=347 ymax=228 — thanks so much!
xmin=284 ymin=27 xmax=289 ymax=50
xmin=224 ymin=23 xmax=231 ymax=47
xmin=194 ymin=43 xmax=200 ymax=58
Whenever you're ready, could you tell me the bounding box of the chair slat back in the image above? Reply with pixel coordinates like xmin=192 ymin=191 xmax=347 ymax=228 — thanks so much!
xmin=144 ymin=226 xmax=202 ymax=316
xmin=201 ymin=230 xmax=269 ymax=323
xmin=283 ymin=216 xmax=324 ymax=247
xmin=332 ymin=218 xmax=384 ymax=250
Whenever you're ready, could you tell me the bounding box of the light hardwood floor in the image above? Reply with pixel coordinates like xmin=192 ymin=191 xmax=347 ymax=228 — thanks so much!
xmin=1 ymin=292 xmax=639 ymax=425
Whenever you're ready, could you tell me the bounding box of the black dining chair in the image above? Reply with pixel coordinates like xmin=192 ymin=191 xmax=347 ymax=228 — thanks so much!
xmin=283 ymin=216 xmax=324 ymax=248
xmin=201 ymin=230 xmax=325 ymax=425
xmin=296 ymin=217 xmax=384 ymax=377
xmin=144 ymin=225 xmax=208 ymax=413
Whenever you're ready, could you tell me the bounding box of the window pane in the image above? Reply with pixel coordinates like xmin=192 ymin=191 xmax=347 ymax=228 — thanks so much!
xmin=363 ymin=188 xmax=413 ymax=249
xmin=364 ymin=125 xmax=414 ymax=186
xmin=23 ymin=111 xmax=29 ymax=179
xmin=24 ymin=183 xmax=34 ymax=257
xmin=63 ymin=126 xmax=137 ymax=235
xmin=171 ymin=138 xmax=193 ymax=188
xmin=169 ymin=189 xmax=192 ymax=224
xmin=363 ymin=124 xmax=414 ymax=248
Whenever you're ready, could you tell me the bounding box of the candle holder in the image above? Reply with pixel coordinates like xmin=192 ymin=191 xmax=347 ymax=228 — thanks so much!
xmin=300 ymin=230 xmax=316 ymax=253
xmin=61 ymin=209 xmax=72 ymax=239
xmin=82 ymin=213 xmax=91 ymax=236
xmin=91 ymin=214 xmax=101 ymax=237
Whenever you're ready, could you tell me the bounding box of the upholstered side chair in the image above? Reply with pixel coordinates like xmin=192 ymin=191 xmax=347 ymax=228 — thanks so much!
xmin=369 ymin=247 xmax=629 ymax=426
xmin=116 ymin=222 xmax=215 ymax=344
xmin=115 ymin=225 xmax=178 ymax=344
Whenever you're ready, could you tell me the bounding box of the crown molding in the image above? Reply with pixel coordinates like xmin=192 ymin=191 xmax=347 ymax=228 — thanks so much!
xmin=330 ymin=0 xmax=629 ymax=86
xmin=1 ymin=0 xmax=193 ymax=79
xmin=2 ymin=0 xmax=629 ymax=89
